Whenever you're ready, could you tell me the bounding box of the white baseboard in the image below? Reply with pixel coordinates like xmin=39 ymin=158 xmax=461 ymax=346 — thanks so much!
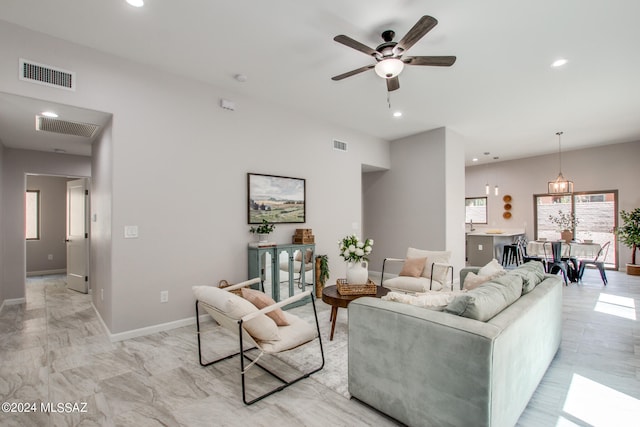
xmin=27 ymin=269 xmax=66 ymax=277
xmin=90 ymin=302 xmax=213 ymax=343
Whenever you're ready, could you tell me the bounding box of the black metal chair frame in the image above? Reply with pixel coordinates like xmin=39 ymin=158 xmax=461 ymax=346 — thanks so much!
xmin=545 ymin=241 xmax=570 ymax=285
xmin=381 ymin=258 xmax=455 ymax=290
xmin=195 ymin=288 xmax=325 ymax=405
xmin=578 ymin=241 xmax=610 ymax=285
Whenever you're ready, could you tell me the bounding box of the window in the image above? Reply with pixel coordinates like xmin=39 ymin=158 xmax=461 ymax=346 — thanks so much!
xmin=465 ymin=197 xmax=487 ymax=224
xmin=534 ymin=191 xmax=617 ymax=268
xmin=25 ymin=190 xmax=40 ymax=240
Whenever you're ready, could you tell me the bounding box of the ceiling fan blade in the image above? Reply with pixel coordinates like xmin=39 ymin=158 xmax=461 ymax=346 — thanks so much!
xmin=386 ymin=76 xmax=400 ymax=92
xmin=331 ymin=65 xmax=375 ymax=81
xmin=333 ymin=35 xmax=378 ymax=57
xmin=403 ymin=56 xmax=457 ymax=66
xmin=397 ymin=15 xmax=438 ymax=53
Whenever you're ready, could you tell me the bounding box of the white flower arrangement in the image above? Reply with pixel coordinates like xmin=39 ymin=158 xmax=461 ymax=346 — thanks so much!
xmin=338 ymin=234 xmax=374 ymax=263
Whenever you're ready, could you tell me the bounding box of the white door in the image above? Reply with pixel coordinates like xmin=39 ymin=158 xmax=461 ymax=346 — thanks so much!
xmin=66 ymin=178 xmax=89 ymax=293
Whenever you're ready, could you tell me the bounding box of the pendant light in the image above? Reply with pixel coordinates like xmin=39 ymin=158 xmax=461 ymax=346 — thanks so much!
xmin=548 ymin=131 xmax=574 ymax=193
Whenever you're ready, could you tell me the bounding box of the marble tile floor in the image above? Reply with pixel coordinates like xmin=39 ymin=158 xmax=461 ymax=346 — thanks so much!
xmin=0 ymin=275 xmax=396 ymax=427
xmin=1 ymin=269 xmax=639 ymax=426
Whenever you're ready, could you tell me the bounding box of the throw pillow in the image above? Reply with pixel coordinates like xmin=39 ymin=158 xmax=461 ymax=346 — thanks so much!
xmin=192 ymin=285 xmax=280 ymax=342
xmin=399 ymin=257 xmax=428 ymax=278
xmin=511 ymin=261 xmax=546 ymax=294
xmin=463 ymin=272 xmax=490 ymax=290
xmin=241 ymin=287 xmax=290 ymax=326
xmin=478 ymin=258 xmax=505 ymax=277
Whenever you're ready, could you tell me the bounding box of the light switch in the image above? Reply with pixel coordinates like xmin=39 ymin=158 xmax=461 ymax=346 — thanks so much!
xmin=124 ymin=225 xmax=139 ymax=239
xmin=478 ymin=244 xmax=483 ymax=251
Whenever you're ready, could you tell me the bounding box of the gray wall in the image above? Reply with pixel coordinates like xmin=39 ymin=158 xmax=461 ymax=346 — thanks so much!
xmin=465 ymin=140 xmax=640 ymax=268
xmin=0 ymin=143 xmax=4 ymax=306
xmin=26 ymin=175 xmax=70 ymax=274
xmin=363 ymin=127 xmax=466 ymax=277
xmin=90 ymin=120 xmax=113 ymax=329
xmin=0 ymin=21 xmax=390 ymax=335
xmin=1 ymin=149 xmax=91 ymax=301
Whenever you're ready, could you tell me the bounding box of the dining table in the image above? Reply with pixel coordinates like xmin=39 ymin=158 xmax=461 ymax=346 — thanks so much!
xmin=526 ymin=241 xmax=601 ymax=282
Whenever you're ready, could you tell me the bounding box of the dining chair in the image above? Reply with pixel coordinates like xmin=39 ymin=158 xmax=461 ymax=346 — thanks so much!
xmin=577 ymin=241 xmax=610 ymax=285
xmin=545 ymin=241 xmax=569 ymax=285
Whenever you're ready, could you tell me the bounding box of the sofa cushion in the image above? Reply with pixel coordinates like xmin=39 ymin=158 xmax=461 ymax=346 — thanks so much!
xmin=399 ymin=257 xmax=428 ymax=278
xmin=406 ymin=248 xmax=451 ymax=284
xmin=510 ymin=261 xmax=546 ymax=294
xmin=193 ymin=285 xmax=280 ymax=342
xmin=444 ymin=274 xmax=523 ymax=321
xmin=241 ymin=287 xmax=289 ymax=326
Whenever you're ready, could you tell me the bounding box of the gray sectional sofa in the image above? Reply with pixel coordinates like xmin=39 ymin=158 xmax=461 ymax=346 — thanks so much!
xmin=348 ymin=262 xmax=563 ymax=427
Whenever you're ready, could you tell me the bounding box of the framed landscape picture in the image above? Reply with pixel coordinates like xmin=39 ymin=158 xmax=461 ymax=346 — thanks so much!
xmin=248 ymin=173 xmax=306 ymax=224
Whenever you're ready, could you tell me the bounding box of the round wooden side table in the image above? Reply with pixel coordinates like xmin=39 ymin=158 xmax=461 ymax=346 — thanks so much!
xmin=321 ymin=284 xmax=388 ymax=340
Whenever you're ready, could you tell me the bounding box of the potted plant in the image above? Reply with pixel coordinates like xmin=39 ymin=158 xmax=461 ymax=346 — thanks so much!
xmin=614 ymin=208 xmax=640 ymax=275
xmin=249 ymin=219 xmax=275 ymax=243
xmin=314 ymin=255 xmax=329 ymax=297
xmin=548 ymin=210 xmax=580 ymax=242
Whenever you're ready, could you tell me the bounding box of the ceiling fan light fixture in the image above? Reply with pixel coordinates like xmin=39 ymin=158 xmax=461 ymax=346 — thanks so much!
xmin=375 ymin=58 xmax=404 ymax=79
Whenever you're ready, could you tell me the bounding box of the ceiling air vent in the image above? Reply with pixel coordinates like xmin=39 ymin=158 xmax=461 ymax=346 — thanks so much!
xmin=19 ymin=58 xmax=76 ymax=91
xmin=36 ymin=116 xmax=99 ymax=138
xmin=333 ymin=139 xmax=348 ymax=152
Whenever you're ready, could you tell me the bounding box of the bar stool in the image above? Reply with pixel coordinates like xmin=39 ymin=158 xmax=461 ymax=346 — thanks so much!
xmin=501 ymin=243 xmax=519 ymax=267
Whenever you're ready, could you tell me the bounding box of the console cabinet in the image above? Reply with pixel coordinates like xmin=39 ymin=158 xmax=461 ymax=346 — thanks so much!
xmin=248 ymin=243 xmax=315 ymax=304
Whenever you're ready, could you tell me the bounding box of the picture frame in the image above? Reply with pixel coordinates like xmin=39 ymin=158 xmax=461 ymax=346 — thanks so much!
xmin=248 ymin=173 xmax=306 ymax=224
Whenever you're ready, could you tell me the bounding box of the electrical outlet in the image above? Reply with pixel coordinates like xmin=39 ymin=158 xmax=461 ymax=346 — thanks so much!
xmin=478 ymin=244 xmax=483 ymax=251
xmin=48 ymin=254 xmax=53 ymax=260
xmin=160 ymin=290 xmax=168 ymax=303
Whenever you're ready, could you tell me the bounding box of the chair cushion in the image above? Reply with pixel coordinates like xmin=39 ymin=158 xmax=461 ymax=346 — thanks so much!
xmin=259 ymin=312 xmax=318 ymax=353
xmin=406 ymin=248 xmax=451 ymax=284
xmin=444 ymin=274 xmax=523 ymax=321
xmin=399 ymin=257 xmax=428 ymax=278
xmin=193 ymin=285 xmax=280 ymax=342
xmin=241 ymin=288 xmax=289 ymax=326
xmin=383 ymin=276 xmax=432 ymax=293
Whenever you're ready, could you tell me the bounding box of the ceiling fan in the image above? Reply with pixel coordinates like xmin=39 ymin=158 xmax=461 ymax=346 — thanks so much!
xmin=331 ymin=15 xmax=456 ymax=92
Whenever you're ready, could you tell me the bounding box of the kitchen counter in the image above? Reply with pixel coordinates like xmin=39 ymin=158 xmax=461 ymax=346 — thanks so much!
xmin=466 ymin=230 xmax=524 ymax=266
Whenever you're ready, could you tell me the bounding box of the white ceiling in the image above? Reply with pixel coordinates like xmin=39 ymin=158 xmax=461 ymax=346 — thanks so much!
xmin=1 ymin=0 xmax=640 ymax=163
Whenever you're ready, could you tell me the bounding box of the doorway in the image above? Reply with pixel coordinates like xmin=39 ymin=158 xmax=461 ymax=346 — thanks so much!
xmin=25 ymin=175 xmax=90 ymax=293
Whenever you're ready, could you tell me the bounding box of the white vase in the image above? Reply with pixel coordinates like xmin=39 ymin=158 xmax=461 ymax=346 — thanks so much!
xmin=258 ymin=233 xmax=269 ymax=243
xmin=346 ymin=261 xmax=369 ymax=284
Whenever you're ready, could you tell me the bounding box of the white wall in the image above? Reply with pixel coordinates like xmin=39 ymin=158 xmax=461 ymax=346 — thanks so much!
xmin=1 ymin=149 xmax=91 ymax=300
xmin=90 ymin=120 xmax=113 ymax=328
xmin=26 ymin=175 xmax=70 ymax=274
xmin=465 ymin=140 xmax=640 ymax=268
xmin=363 ymin=127 xmax=466 ymax=277
xmin=0 ymin=21 xmax=390 ymax=334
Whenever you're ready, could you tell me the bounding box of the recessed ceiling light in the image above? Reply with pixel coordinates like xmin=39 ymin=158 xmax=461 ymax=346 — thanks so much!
xmin=551 ymin=58 xmax=568 ymax=68
xmin=393 ymin=111 xmax=402 ymax=118
xmin=234 ymin=74 xmax=248 ymax=82
xmin=41 ymin=111 xmax=58 ymax=118
xmin=126 ymin=0 xmax=144 ymax=7
xmin=472 ymin=158 xmax=478 ymax=162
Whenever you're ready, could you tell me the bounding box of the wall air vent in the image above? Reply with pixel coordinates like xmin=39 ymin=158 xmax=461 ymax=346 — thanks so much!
xmin=333 ymin=139 xmax=348 ymax=152
xmin=19 ymin=58 xmax=76 ymax=91
xmin=36 ymin=116 xmax=99 ymax=138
